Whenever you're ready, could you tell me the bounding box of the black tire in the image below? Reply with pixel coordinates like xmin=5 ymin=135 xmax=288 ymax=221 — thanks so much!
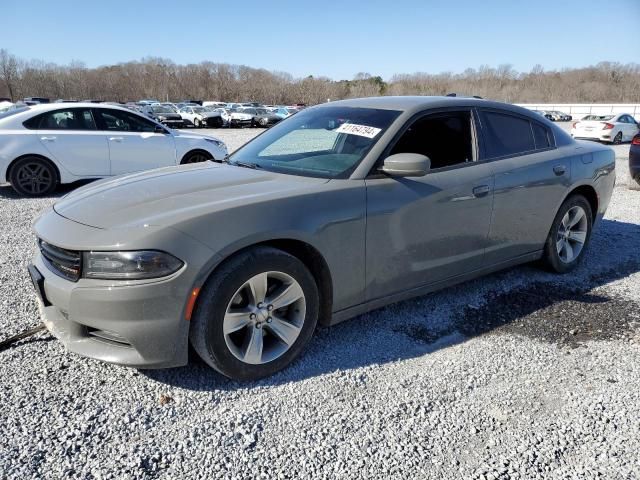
xmin=612 ymin=132 xmax=623 ymax=145
xmin=194 ymin=118 xmax=202 ymax=128
xmin=541 ymin=194 xmax=593 ymax=273
xmin=259 ymin=118 xmax=268 ymax=127
xmin=9 ymin=156 xmax=58 ymax=197
xmin=190 ymin=246 xmax=319 ymax=380
xmin=181 ymin=150 xmax=213 ymax=164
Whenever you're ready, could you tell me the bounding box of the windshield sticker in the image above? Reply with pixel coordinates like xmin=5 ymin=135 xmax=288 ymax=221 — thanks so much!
xmin=335 ymin=123 xmax=382 ymax=139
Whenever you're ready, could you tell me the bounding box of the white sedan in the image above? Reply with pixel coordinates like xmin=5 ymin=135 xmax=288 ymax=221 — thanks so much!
xmin=0 ymin=103 xmax=227 ymax=196
xmin=571 ymin=113 xmax=639 ymax=144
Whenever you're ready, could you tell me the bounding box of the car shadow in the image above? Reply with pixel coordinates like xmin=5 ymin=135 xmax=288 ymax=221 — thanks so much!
xmin=143 ymin=217 xmax=640 ymax=391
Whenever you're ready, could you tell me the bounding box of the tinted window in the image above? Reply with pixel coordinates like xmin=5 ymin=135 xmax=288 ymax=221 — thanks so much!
xmin=97 ymin=109 xmax=157 ymax=132
xmin=532 ymin=123 xmax=551 ymax=149
xmin=24 ymin=108 xmax=96 ymax=130
xmin=481 ymin=111 xmax=535 ymax=158
xmin=389 ymin=111 xmax=474 ymax=169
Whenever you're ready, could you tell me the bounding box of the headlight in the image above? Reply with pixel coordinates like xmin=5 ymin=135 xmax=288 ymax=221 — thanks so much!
xmin=205 ymin=138 xmax=224 ymax=147
xmin=157 ymin=116 xmax=166 ymax=121
xmin=82 ymin=251 xmax=183 ymax=280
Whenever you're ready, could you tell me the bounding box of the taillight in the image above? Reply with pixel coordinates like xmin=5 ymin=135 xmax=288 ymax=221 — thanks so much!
xmin=572 ymin=122 xmax=580 ymax=128
xmin=602 ymin=123 xmax=614 ymax=130
xmin=632 ymin=135 xmax=640 ymax=145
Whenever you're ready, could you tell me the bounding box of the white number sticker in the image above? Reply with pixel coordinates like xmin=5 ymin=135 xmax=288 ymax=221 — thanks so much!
xmin=335 ymin=123 xmax=382 ymax=139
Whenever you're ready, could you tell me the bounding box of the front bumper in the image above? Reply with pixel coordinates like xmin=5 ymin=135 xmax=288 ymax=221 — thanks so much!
xmin=230 ymin=118 xmax=252 ymax=127
xmin=30 ymin=210 xmax=217 ymax=368
xmin=32 ymin=252 xmax=190 ymax=368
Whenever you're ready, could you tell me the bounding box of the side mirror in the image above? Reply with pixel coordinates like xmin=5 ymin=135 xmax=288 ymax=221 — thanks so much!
xmin=155 ymin=125 xmax=168 ymax=134
xmin=380 ymin=153 xmax=430 ymax=177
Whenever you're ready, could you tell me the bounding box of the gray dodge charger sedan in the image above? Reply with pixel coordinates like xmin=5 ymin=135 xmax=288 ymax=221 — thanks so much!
xmin=30 ymin=96 xmax=615 ymax=380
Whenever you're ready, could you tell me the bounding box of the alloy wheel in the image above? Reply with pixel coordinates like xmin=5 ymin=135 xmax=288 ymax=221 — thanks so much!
xmin=223 ymin=271 xmax=306 ymax=365
xmin=16 ymin=162 xmax=54 ymax=195
xmin=556 ymin=205 xmax=588 ymax=263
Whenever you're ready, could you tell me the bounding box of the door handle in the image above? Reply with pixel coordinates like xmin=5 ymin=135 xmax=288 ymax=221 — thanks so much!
xmin=108 ymin=137 xmax=123 ymax=142
xmin=553 ymin=165 xmax=566 ymax=176
xmin=40 ymin=136 xmax=56 ymax=141
xmin=472 ymin=185 xmax=491 ymax=197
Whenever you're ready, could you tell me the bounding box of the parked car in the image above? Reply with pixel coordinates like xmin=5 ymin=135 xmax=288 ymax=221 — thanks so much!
xmin=238 ymin=107 xmax=283 ymax=127
xmin=551 ymin=110 xmax=572 ymax=121
xmin=0 ymin=103 xmax=227 ymax=196
xmin=142 ymin=105 xmax=184 ymax=128
xmin=571 ymin=113 xmax=639 ymax=144
xmin=227 ymin=109 xmax=254 ymax=127
xmin=271 ymin=107 xmax=292 ymax=119
xmin=179 ymin=105 xmax=225 ymax=128
xmin=28 ymin=96 xmax=615 ymax=380
xmin=630 ymin=133 xmax=640 ymax=186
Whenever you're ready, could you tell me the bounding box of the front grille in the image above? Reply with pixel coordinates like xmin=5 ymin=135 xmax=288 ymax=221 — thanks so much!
xmin=39 ymin=239 xmax=81 ymax=282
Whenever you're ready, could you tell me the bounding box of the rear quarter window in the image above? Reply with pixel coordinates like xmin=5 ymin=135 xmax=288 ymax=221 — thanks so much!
xmin=532 ymin=122 xmax=552 ymax=149
xmin=480 ymin=111 xmax=536 ymax=158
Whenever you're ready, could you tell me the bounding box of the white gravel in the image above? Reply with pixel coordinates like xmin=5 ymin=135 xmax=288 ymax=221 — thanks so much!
xmin=1 ymin=125 xmax=639 ymax=479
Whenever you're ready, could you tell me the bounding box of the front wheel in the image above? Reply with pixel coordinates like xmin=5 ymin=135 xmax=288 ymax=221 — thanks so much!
xmin=190 ymin=247 xmax=319 ymax=380
xmin=541 ymin=194 xmax=592 ymax=273
xmin=181 ymin=150 xmax=212 ymax=164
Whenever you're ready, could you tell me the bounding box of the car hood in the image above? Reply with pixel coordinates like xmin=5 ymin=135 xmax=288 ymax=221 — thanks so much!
xmin=171 ymin=130 xmax=223 ymax=142
xmin=53 ymin=163 xmax=328 ymax=230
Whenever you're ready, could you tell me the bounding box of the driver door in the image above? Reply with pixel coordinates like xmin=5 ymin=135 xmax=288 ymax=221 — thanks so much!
xmin=364 ymin=109 xmax=494 ymax=302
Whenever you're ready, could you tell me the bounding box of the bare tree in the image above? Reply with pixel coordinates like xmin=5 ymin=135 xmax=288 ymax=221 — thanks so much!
xmin=2 ymin=49 xmax=638 ymax=105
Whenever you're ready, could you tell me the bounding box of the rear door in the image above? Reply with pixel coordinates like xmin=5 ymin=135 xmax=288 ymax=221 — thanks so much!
xmin=32 ymin=107 xmax=110 ymax=176
xmin=94 ymin=108 xmax=177 ymax=175
xmin=479 ymin=109 xmax=570 ymax=264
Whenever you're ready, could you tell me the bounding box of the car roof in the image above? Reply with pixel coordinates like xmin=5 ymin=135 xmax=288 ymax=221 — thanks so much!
xmin=318 ymin=95 xmax=555 ymax=120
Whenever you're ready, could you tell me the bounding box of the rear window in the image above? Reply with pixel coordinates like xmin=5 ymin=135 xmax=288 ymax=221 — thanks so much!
xmin=480 ymin=111 xmax=535 ymax=158
xmin=582 ymin=115 xmax=614 ymax=121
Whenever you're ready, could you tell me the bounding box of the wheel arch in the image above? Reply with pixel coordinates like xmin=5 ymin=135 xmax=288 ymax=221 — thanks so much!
xmin=563 ymin=184 xmax=599 ymax=222
xmin=7 ymin=153 xmax=61 ymax=184
xmin=180 ymin=149 xmax=213 ymax=165
xmin=192 ymin=238 xmax=334 ymax=328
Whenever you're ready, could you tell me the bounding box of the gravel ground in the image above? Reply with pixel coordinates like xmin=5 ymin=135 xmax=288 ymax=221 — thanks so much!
xmin=1 ymin=125 xmax=639 ymax=479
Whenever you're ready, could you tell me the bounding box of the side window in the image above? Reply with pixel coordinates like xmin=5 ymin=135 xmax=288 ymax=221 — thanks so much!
xmin=532 ymin=123 xmax=552 ymax=150
xmin=97 ymin=109 xmax=157 ymax=132
xmin=24 ymin=109 xmax=96 ymax=130
xmin=480 ymin=111 xmax=535 ymax=158
xmin=389 ymin=111 xmax=474 ymax=169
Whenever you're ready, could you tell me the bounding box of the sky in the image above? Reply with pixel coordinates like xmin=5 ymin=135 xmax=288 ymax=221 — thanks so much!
xmin=1 ymin=0 xmax=638 ymax=80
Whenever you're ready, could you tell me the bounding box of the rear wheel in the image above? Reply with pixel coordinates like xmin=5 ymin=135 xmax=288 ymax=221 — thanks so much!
xmin=181 ymin=150 xmax=212 ymax=164
xmin=190 ymin=247 xmax=319 ymax=380
xmin=612 ymin=132 xmax=623 ymax=145
xmin=542 ymin=194 xmax=592 ymax=273
xmin=9 ymin=156 xmax=57 ymax=197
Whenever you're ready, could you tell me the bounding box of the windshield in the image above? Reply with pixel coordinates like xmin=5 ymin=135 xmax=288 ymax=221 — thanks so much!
xmin=152 ymin=106 xmax=174 ymax=113
xmin=0 ymin=105 xmax=30 ymax=120
xmin=193 ymin=107 xmax=205 ymax=113
xmin=230 ymin=106 xmax=401 ymax=179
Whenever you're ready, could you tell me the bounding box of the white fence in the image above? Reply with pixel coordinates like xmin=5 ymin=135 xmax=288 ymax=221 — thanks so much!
xmin=516 ymin=104 xmax=640 ymax=121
